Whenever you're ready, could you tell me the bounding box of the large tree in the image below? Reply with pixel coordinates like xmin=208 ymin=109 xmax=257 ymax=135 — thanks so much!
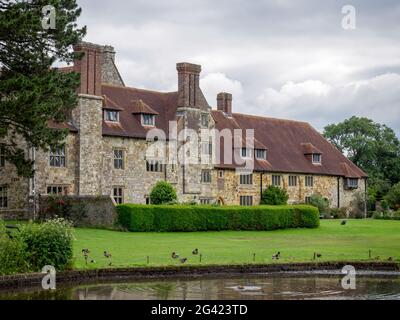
xmin=323 ymin=116 xmax=400 ymax=185
xmin=0 ymin=0 xmax=85 ymax=177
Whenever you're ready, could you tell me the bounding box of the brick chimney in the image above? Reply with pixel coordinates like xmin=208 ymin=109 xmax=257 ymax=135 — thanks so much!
xmin=217 ymin=92 xmax=232 ymax=115
xmin=73 ymin=42 xmax=102 ymax=96
xmin=176 ymin=62 xmax=202 ymax=108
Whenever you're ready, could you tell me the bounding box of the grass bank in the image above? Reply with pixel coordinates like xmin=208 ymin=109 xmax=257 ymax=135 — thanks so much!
xmin=73 ymin=219 xmax=400 ymax=269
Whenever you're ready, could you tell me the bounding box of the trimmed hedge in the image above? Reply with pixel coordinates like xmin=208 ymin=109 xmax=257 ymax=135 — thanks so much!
xmin=117 ymin=204 xmax=320 ymax=232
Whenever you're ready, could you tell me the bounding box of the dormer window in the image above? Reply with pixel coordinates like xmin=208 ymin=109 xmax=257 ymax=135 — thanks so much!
xmin=142 ymin=114 xmax=155 ymax=126
xmin=105 ymin=110 xmax=119 ymax=122
xmin=312 ymin=153 xmax=321 ymax=164
xmin=241 ymin=148 xmax=251 ymax=158
xmin=255 ymin=149 xmax=267 ymax=160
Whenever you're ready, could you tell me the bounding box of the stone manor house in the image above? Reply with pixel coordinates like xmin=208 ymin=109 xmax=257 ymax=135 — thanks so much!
xmin=0 ymin=42 xmax=367 ymax=217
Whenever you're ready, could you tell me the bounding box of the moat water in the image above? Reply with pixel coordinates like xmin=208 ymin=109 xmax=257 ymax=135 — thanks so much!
xmin=1 ymin=271 xmax=400 ymax=300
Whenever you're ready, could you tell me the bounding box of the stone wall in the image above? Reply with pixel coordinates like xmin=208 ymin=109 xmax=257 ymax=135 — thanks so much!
xmin=38 ymin=195 xmax=117 ymax=227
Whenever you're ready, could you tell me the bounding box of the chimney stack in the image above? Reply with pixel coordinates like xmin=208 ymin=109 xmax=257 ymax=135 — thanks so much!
xmin=217 ymin=92 xmax=232 ymax=115
xmin=176 ymin=62 xmax=202 ymax=108
xmin=73 ymin=42 xmax=102 ymax=96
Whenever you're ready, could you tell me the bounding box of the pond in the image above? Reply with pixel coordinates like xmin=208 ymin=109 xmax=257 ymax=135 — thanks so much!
xmin=1 ymin=271 xmax=400 ymax=300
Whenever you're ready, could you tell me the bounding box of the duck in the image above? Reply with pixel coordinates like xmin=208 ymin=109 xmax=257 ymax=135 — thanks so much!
xmin=341 ymin=220 xmax=347 ymax=225
xmin=316 ymin=253 xmax=322 ymax=258
xmin=180 ymin=258 xmax=188 ymax=264
xmin=272 ymin=252 xmax=281 ymax=260
xmin=90 ymin=259 xmax=96 ymax=263
xmin=192 ymin=248 xmax=199 ymax=255
xmin=171 ymin=252 xmax=179 ymax=259
xmin=104 ymin=251 xmax=112 ymax=258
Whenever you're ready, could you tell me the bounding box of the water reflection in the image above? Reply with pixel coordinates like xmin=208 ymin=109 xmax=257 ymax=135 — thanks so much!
xmin=1 ymin=273 xmax=400 ymax=300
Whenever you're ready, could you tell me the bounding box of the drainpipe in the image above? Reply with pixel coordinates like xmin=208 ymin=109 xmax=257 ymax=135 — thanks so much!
xmin=337 ymin=177 xmax=340 ymax=208
xmin=260 ymin=172 xmax=263 ymax=203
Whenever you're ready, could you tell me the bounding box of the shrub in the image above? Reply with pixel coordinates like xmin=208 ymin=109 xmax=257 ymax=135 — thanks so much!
xmin=373 ymin=210 xmax=400 ymax=220
xmin=330 ymin=207 xmax=347 ymax=219
xmin=149 ymin=181 xmax=177 ymax=205
xmin=308 ymin=194 xmax=329 ymax=214
xmin=0 ymin=220 xmax=27 ymax=275
xmin=385 ymin=182 xmax=400 ymax=210
xmin=261 ymin=186 xmax=289 ymax=205
xmin=20 ymin=218 xmax=74 ymax=271
xmin=117 ymin=204 xmax=319 ymax=232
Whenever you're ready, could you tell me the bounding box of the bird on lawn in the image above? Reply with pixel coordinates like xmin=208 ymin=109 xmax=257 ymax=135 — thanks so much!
xmin=82 ymin=249 xmax=90 ymax=264
xmin=316 ymin=253 xmax=322 ymax=258
xmin=90 ymin=259 xmax=96 ymax=263
xmin=180 ymin=258 xmax=187 ymax=264
xmin=192 ymin=248 xmax=199 ymax=255
xmin=388 ymin=257 xmax=393 ymax=261
xmin=341 ymin=220 xmax=347 ymax=225
xmin=272 ymin=252 xmax=281 ymax=260
xmin=104 ymin=251 xmax=112 ymax=258
xmin=171 ymin=252 xmax=179 ymax=259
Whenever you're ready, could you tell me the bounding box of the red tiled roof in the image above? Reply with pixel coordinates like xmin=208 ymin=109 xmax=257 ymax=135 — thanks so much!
xmin=89 ymin=83 xmax=367 ymax=178
xmin=211 ymin=111 xmax=366 ymax=177
xmin=101 ymin=84 xmax=178 ymax=139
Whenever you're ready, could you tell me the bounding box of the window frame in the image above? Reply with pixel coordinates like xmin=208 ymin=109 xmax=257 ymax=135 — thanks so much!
xmin=46 ymin=185 xmax=69 ymax=195
xmin=255 ymin=149 xmax=267 ymax=160
xmin=239 ymin=174 xmax=253 ymax=185
xmin=241 ymin=147 xmax=251 ymax=158
xmin=312 ymin=153 xmax=322 ymax=164
xmin=345 ymin=178 xmax=359 ymax=189
xmin=142 ymin=114 xmax=155 ymax=126
xmin=113 ymin=187 xmax=124 ymax=204
xmin=49 ymin=145 xmax=66 ymax=167
xmin=240 ymin=195 xmax=253 ymax=206
xmin=201 ymin=169 xmax=212 ymax=183
xmin=104 ymin=110 xmax=119 ymax=122
xmin=201 ymin=114 xmax=209 ymax=127
xmin=271 ymin=175 xmax=282 ymax=186
xmin=113 ymin=149 xmax=124 ymax=170
xmin=288 ymin=175 xmax=297 ymax=187
xmin=0 ymin=185 xmax=8 ymax=209
xmin=146 ymin=160 xmax=165 ymax=172
xmin=305 ymin=176 xmax=314 ymax=187
xmin=0 ymin=145 xmax=5 ymax=167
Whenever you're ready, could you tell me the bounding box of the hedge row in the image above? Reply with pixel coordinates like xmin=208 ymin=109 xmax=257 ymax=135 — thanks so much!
xmin=117 ymin=204 xmax=320 ymax=232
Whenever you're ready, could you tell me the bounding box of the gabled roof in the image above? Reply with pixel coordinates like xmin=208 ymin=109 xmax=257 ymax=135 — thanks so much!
xmin=101 ymin=84 xmax=178 ymax=139
xmin=131 ymin=99 xmax=159 ymax=115
xmin=301 ymin=142 xmax=323 ymax=155
xmin=211 ymin=111 xmax=367 ymax=177
xmin=102 ymin=95 xmax=124 ymax=111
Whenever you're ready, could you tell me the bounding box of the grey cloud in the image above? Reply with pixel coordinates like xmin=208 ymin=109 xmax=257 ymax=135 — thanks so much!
xmin=76 ymin=0 xmax=400 ymax=135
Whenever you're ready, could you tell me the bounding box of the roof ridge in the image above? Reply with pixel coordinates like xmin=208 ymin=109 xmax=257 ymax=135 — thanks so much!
xmin=232 ymin=112 xmax=311 ymax=125
xmin=102 ymin=83 xmax=177 ymax=95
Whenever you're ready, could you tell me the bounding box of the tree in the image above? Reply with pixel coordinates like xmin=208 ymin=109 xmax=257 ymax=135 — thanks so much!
xmin=260 ymin=185 xmax=289 ymax=205
xmin=149 ymin=181 xmax=177 ymax=205
xmin=385 ymin=183 xmax=400 ymax=210
xmin=0 ymin=0 xmax=86 ymax=177
xmin=323 ymin=116 xmax=400 ymax=185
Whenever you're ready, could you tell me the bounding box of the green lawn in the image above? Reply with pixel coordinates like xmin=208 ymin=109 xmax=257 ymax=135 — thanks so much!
xmin=73 ymin=219 xmax=400 ymax=269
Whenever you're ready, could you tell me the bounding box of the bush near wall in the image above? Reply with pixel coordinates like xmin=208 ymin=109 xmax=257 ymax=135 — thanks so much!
xmin=117 ymin=204 xmax=320 ymax=232
xmin=0 ymin=218 xmax=74 ymax=275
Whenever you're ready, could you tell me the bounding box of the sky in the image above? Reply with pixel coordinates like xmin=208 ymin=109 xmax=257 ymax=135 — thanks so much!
xmin=76 ymin=0 xmax=400 ymax=135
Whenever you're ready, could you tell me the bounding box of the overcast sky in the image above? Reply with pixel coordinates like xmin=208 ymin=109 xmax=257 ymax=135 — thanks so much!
xmin=76 ymin=0 xmax=400 ymax=135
